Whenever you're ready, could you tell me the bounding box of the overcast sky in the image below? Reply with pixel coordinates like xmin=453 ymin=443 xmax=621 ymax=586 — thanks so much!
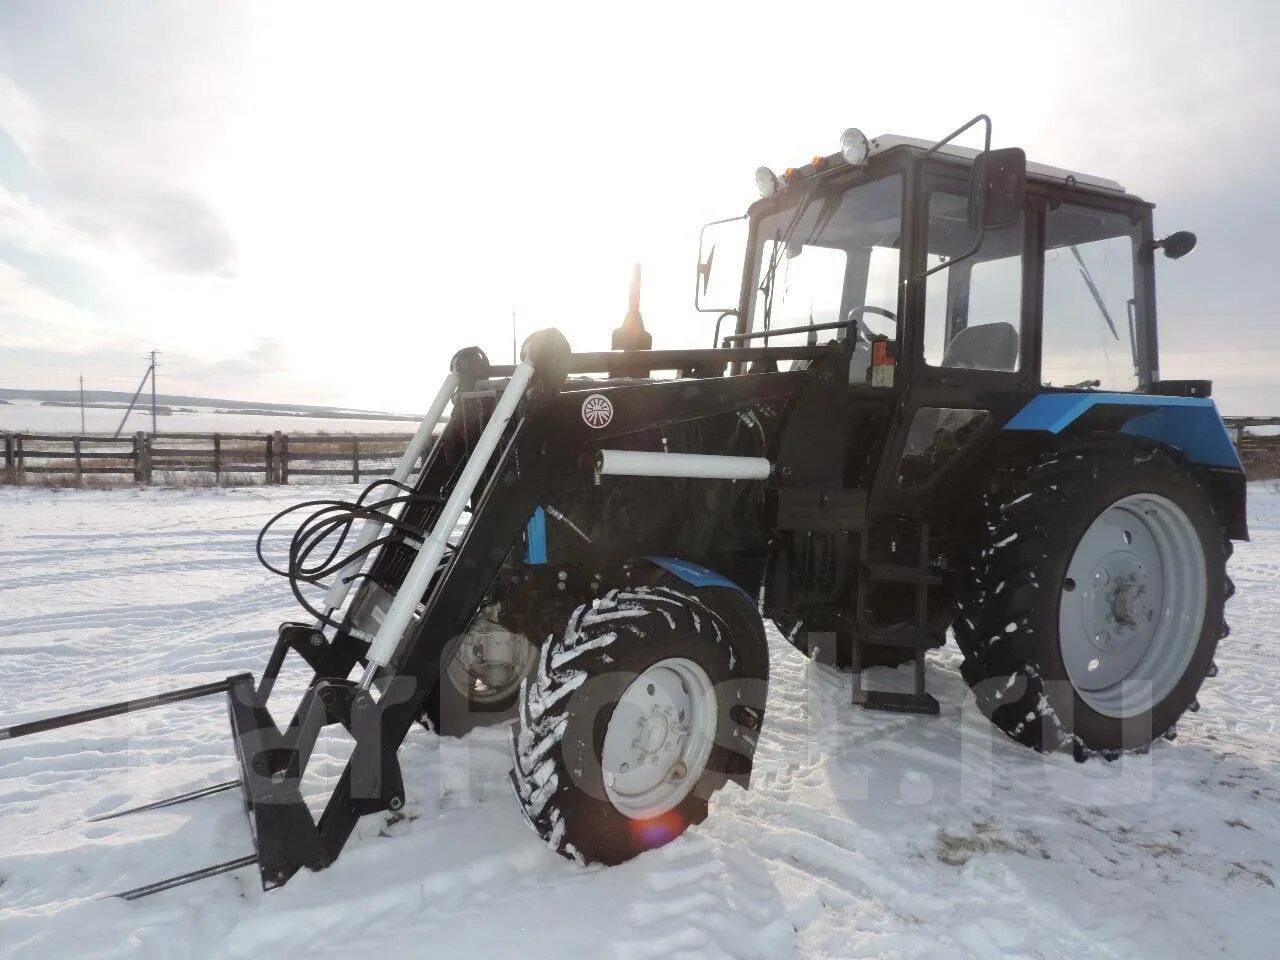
xmin=2 ymin=1 xmax=1278 ymax=414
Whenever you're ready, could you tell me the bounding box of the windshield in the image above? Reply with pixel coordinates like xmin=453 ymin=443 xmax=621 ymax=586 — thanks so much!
xmin=747 ymin=174 xmax=904 ymax=345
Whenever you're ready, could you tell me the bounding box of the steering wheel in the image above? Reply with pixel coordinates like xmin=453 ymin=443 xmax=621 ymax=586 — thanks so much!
xmin=846 ymin=305 xmax=897 ymax=344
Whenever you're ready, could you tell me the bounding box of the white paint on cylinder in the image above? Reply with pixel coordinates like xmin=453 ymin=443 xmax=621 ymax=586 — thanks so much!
xmin=361 ymin=362 xmax=536 ymax=681
xmin=597 ymin=449 xmax=771 ymax=481
xmin=321 ymin=372 xmax=460 ymax=613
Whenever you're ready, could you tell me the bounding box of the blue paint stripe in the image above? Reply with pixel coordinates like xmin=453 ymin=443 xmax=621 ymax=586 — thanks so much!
xmin=525 ymin=507 xmax=548 ymax=564
xmin=1004 ymin=392 xmax=1215 ymax=432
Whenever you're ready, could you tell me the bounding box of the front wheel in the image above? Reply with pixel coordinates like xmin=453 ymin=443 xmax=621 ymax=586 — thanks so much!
xmin=509 ymin=585 xmax=767 ymax=865
xmin=420 ymin=603 xmax=538 ymax=736
xmin=954 ymin=441 xmax=1232 ymax=757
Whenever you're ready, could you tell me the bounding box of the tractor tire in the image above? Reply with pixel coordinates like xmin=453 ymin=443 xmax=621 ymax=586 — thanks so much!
xmin=508 ymin=585 xmax=767 ymax=865
xmin=953 ymin=441 xmax=1231 ymax=757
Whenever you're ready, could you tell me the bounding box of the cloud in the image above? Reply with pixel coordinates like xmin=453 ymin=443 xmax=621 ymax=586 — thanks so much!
xmin=37 ymin=139 xmax=237 ymax=275
xmin=0 ymin=3 xmax=245 ymax=277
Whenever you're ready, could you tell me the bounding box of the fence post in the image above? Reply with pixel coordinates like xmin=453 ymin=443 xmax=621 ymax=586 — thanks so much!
xmin=276 ymin=432 xmax=290 ymax=484
xmin=15 ymin=433 xmax=24 ymax=485
xmin=213 ymin=433 xmax=222 ymax=484
xmin=352 ymin=436 xmax=360 ymax=484
xmin=3 ymin=433 xmax=12 ymax=483
xmin=265 ymin=434 xmax=275 ymax=484
xmin=135 ymin=432 xmax=152 ymax=483
xmin=73 ymin=437 xmax=83 ymax=486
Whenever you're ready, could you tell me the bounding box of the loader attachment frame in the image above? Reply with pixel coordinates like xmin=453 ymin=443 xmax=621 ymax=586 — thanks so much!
xmin=0 ymin=336 xmax=818 ymax=896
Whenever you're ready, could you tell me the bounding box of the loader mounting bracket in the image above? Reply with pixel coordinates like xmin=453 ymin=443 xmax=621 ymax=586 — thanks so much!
xmin=227 ymin=668 xmax=405 ymax=889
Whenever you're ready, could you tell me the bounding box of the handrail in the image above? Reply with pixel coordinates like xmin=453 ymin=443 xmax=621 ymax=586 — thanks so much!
xmin=720 ymin=320 xmax=852 ymax=346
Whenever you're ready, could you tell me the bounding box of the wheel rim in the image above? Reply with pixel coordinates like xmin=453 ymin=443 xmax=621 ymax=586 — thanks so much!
xmin=600 ymin=658 xmax=718 ymax=819
xmin=444 ymin=617 xmax=536 ymax=705
xmin=1058 ymin=492 xmax=1206 ymax=718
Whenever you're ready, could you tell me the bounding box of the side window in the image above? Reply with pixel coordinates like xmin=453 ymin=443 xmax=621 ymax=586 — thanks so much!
xmin=1042 ymin=205 xmax=1139 ymax=391
xmin=924 ymin=192 xmax=1023 ymax=372
xmin=897 ymin=407 xmax=991 ymax=487
xmin=754 ymin=241 xmax=847 ymax=345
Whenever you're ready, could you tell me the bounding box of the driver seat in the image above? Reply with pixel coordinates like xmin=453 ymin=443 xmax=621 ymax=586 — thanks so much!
xmin=941 ymin=322 xmax=1019 ymax=371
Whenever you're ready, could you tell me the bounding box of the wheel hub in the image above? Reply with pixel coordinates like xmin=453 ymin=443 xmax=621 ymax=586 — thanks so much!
xmin=445 ymin=608 xmax=536 ymax=704
xmin=1082 ymin=554 xmax=1151 ymax=655
xmin=600 ymin=658 xmax=718 ymax=819
xmin=634 ymin=706 xmax=682 ymax=761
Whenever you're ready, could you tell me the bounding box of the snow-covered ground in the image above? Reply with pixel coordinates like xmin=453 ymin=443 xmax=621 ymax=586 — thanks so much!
xmin=1 ymin=483 xmax=1277 ymax=959
xmin=0 ymin=398 xmax=416 ymax=435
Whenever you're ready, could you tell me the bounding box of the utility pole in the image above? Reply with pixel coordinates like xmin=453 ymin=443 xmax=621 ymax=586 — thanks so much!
xmin=112 ymin=351 xmax=160 ymax=439
xmin=149 ymin=350 xmax=158 ymax=435
xmin=79 ymin=374 xmax=85 ymax=433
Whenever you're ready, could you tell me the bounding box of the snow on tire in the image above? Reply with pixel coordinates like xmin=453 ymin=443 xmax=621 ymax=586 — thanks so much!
xmin=508 ymin=585 xmax=767 ymax=865
xmin=953 ymin=440 xmax=1232 ymax=758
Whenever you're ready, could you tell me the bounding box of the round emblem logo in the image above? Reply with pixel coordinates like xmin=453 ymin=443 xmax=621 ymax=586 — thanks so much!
xmin=581 ymin=394 xmax=614 ymax=429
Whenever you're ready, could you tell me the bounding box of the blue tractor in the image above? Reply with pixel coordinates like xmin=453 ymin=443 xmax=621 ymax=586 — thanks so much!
xmin=3 ymin=117 xmax=1244 ymax=891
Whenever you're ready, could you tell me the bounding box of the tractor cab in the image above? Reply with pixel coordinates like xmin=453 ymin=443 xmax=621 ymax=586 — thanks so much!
xmin=696 ymin=118 xmax=1192 ymax=509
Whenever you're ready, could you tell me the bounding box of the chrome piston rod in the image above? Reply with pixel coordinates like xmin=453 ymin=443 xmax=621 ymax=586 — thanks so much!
xmin=359 ymin=361 xmax=535 ymax=687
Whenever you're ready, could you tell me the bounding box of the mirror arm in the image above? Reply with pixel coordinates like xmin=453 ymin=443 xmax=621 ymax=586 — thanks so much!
xmin=922 ymin=113 xmax=992 ymax=160
xmin=712 ymin=310 xmax=739 ymax=348
xmin=918 ymin=227 xmax=986 ymax=281
xmin=911 ymin=115 xmax=994 ymax=283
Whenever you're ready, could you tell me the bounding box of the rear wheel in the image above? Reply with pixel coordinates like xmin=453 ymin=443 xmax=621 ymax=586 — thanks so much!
xmin=509 ymin=585 xmax=767 ymax=865
xmin=954 ymin=442 xmax=1231 ymax=756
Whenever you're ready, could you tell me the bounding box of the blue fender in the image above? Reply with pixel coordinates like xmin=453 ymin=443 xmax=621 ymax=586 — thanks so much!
xmin=645 ymin=556 xmax=754 ymax=604
xmin=1004 ymin=393 xmax=1242 ymax=470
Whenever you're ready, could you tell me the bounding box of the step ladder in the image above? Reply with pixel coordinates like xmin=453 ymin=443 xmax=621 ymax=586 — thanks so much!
xmin=851 ymin=522 xmax=941 ymax=716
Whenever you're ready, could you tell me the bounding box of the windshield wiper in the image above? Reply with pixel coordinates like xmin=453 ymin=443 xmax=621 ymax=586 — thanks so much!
xmin=1069 ymin=245 xmax=1120 ymax=341
xmin=759 ymin=183 xmax=821 ymax=336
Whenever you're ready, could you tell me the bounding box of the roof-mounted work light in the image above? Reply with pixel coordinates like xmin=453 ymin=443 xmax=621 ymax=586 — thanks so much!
xmin=840 ymin=128 xmax=869 ymax=166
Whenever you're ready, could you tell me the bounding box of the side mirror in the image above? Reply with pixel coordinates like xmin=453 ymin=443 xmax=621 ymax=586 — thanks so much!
xmin=967 ymin=147 xmax=1026 ymax=230
xmin=1156 ymin=230 xmax=1197 ymax=260
xmin=695 ymin=215 xmax=748 ymax=313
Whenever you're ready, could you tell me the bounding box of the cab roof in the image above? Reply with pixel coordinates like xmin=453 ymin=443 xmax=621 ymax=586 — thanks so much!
xmin=869 ymin=134 xmax=1126 ymax=195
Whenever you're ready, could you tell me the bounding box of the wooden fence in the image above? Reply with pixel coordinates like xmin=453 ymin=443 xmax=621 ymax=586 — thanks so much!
xmin=1 ymin=432 xmax=415 ymax=485
xmin=3 ymin=418 xmax=1278 ymax=487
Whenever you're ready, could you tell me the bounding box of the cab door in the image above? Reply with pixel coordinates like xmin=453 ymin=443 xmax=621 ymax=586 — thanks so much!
xmin=870 ymin=167 xmax=1040 ymax=511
